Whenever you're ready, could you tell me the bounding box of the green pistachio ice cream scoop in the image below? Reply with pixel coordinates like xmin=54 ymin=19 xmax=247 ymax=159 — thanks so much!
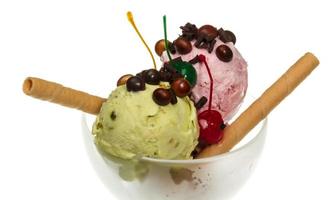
xmin=92 ymin=83 xmax=199 ymax=160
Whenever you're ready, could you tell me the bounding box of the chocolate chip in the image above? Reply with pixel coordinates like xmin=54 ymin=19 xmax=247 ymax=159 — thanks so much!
xmin=195 ymin=96 xmax=208 ymax=110
xmin=126 ymin=76 xmax=146 ymax=92
xmin=215 ymin=45 xmax=233 ymax=62
xmin=110 ymin=111 xmax=116 ymax=120
xmin=219 ymin=30 xmax=236 ymax=44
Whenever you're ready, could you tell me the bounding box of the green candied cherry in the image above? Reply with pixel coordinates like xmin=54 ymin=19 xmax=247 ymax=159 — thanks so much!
xmin=170 ymin=60 xmax=197 ymax=87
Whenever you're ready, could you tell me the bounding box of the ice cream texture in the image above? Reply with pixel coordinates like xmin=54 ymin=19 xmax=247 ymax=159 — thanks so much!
xmin=92 ymin=83 xmax=199 ymax=160
xmin=161 ymin=40 xmax=247 ymax=122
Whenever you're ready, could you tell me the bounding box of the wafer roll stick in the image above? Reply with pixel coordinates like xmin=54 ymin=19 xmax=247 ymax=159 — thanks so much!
xmin=23 ymin=77 xmax=107 ymax=115
xmin=198 ymin=52 xmax=319 ymax=158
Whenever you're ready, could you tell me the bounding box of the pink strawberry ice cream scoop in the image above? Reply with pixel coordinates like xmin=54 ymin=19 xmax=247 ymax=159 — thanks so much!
xmin=159 ymin=23 xmax=248 ymax=122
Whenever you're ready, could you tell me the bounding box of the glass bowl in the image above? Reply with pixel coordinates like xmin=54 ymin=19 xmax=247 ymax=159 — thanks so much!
xmin=81 ymin=97 xmax=267 ymax=200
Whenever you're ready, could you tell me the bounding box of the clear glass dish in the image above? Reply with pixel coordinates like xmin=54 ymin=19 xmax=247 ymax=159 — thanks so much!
xmin=81 ymin=96 xmax=267 ymax=200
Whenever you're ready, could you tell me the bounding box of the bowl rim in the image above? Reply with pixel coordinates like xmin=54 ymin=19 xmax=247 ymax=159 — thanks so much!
xmin=82 ymin=114 xmax=267 ymax=165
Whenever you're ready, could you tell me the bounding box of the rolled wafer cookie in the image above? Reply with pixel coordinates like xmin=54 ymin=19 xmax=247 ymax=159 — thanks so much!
xmin=23 ymin=77 xmax=107 ymax=115
xmin=198 ymin=52 xmax=319 ymax=158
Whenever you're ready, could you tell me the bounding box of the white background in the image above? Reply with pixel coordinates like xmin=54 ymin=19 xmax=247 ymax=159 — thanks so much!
xmin=1 ymin=0 xmax=331 ymax=199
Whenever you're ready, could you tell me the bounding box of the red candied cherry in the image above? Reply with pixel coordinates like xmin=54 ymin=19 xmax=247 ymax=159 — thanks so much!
xmin=197 ymin=54 xmax=225 ymax=144
xmin=198 ymin=110 xmax=224 ymax=144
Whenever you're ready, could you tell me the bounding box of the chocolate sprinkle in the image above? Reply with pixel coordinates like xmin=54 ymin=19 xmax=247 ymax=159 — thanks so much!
xmin=169 ymin=89 xmax=178 ymax=104
xmin=195 ymin=96 xmax=208 ymax=110
xmin=180 ymin=23 xmax=198 ymax=41
xmin=111 ymin=111 xmax=116 ymax=120
xmin=208 ymin=39 xmax=216 ymax=53
xmin=220 ymin=123 xmax=226 ymax=130
xmin=194 ymin=34 xmax=217 ymax=53
xmin=189 ymin=55 xmax=200 ymax=64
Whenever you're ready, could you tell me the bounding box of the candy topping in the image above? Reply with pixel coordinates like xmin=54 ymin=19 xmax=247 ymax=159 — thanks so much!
xmin=144 ymin=69 xmax=160 ymax=85
xmin=173 ymin=37 xmax=192 ymax=55
xmin=194 ymin=25 xmax=218 ymax=53
xmin=180 ymin=23 xmax=198 ymax=41
xmin=117 ymin=74 xmax=133 ymax=86
xmin=163 ymin=15 xmax=197 ymax=87
xmin=170 ymin=60 xmax=197 ymax=86
xmin=216 ymin=45 xmax=233 ymax=62
xmin=155 ymin=39 xmax=170 ymax=56
xmin=171 ymin=78 xmax=191 ymax=97
xmin=126 ymin=76 xmax=146 ymax=92
xmin=198 ymin=25 xmax=219 ymax=39
xmin=153 ymin=88 xmax=171 ymax=106
xmin=194 ymin=96 xmax=208 ymax=110
xmin=219 ymin=29 xmax=236 ymax=44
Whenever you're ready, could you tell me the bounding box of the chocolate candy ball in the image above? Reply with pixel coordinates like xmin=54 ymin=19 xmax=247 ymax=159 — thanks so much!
xmin=173 ymin=37 xmax=192 ymax=55
xmin=117 ymin=74 xmax=133 ymax=86
xmin=171 ymin=78 xmax=191 ymax=97
xmin=171 ymin=60 xmax=197 ymax=86
xmin=126 ymin=76 xmax=145 ymax=92
xmin=152 ymin=88 xmax=171 ymax=106
xmin=159 ymin=70 xmax=172 ymax=82
xmin=216 ymin=45 xmax=233 ymax=62
xmin=155 ymin=39 xmax=171 ymax=56
xmin=136 ymin=70 xmax=147 ymax=79
xmin=144 ymin=69 xmax=160 ymax=85
xmin=219 ymin=30 xmax=236 ymax=44
xmin=198 ymin=25 xmax=218 ymax=38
